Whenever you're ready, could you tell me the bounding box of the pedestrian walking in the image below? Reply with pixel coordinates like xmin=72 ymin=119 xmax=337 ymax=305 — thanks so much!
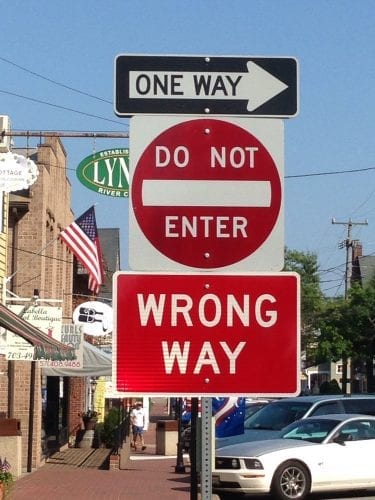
xmin=130 ymin=401 xmax=147 ymax=451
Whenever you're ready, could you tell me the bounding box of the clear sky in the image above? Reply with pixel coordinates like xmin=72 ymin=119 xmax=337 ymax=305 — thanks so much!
xmin=2 ymin=0 xmax=375 ymax=297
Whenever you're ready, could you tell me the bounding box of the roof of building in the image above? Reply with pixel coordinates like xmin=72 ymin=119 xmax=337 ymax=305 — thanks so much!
xmin=98 ymin=228 xmax=120 ymax=299
xmin=356 ymin=255 xmax=375 ymax=285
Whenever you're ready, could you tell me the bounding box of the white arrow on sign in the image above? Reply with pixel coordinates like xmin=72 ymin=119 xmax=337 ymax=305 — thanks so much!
xmin=129 ymin=61 xmax=288 ymax=112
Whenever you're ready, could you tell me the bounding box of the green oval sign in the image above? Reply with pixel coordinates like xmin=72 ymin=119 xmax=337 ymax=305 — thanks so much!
xmin=76 ymin=148 xmax=129 ymax=197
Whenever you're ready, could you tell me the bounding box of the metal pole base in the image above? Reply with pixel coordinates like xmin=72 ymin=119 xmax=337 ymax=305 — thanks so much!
xmin=175 ymin=463 xmax=186 ymax=473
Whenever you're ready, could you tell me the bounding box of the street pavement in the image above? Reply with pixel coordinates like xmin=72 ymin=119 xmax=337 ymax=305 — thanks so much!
xmin=12 ymin=399 xmax=192 ymax=499
xmin=11 ymin=453 xmax=191 ymax=499
xmin=10 ymin=396 xmax=375 ymax=500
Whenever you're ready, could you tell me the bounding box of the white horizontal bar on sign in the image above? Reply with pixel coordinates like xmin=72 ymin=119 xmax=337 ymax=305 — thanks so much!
xmin=141 ymin=180 xmax=271 ymax=207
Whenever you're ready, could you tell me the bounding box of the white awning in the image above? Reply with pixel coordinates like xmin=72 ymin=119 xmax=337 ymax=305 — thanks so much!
xmin=41 ymin=341 xmax=112 ymax=377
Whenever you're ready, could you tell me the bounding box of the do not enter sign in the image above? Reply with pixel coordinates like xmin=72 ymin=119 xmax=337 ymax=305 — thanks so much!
xmin=129 ymin=116 xmax=284 ymax=271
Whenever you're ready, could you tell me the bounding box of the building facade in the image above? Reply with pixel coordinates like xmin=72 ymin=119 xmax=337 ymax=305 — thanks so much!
xmin=1 ymin=137 xmax=86 ymax=470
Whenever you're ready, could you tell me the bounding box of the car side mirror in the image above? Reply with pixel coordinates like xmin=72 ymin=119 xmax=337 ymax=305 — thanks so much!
xmin=333 ymin=434 xmax=347 ymax=445
xmin=333 ymin=434 xmax=353 ymax=444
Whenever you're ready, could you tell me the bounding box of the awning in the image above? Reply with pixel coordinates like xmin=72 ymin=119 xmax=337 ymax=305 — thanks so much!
xmin=0 ymin=303 xmax=75 ymax=361
xmin=42 ymin=341 xmax=112 ymax=377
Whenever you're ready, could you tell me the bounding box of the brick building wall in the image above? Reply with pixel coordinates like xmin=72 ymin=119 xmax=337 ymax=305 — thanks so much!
xmin=8 ymin=138 xmax=74 ymax=310
xmin=69 ymin=378 xmax=87 ymax=438
xmin=5 ymin=137 xmax=85 ymax=470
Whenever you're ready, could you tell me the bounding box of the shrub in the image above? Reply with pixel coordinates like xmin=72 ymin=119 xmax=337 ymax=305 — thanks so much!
xmin=319 ymin=379 xmax=342 ymax=394
xmin=0 ymin=458 xmax=14 ymax=498
xmin=100 ymin=408 xmax=122 ymax=449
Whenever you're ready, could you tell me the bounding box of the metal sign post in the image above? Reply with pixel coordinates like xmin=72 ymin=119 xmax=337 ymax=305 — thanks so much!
xmin=112 ymin=52 xmax=300 ymax=499
xmin=201 ymin=397 xmax=212 ymax=499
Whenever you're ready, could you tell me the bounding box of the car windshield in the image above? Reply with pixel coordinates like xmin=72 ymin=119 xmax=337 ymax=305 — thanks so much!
xmin=244 ymin=401 xmax=313 ymax=431
xmin=245 ymin=402 xmax=268 ymax=419
xmin=280 ymin=418 xmax=339 ymax=443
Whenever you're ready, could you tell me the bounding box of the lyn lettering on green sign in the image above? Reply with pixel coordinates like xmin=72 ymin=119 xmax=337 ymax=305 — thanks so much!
xmin=76 ymin=149 xmax=129 ymax=197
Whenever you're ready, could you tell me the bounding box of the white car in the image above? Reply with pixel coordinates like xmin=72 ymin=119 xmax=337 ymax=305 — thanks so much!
xmin=213 ymin=414 xmax=375 ymax=499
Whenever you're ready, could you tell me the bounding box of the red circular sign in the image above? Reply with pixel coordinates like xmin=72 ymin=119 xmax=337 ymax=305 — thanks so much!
xmin=132 ymin=119 xmax=281 ymax=269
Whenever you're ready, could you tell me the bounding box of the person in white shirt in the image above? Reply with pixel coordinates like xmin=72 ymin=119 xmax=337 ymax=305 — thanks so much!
xmin=130 ymin=401 xmax=147 ymax=450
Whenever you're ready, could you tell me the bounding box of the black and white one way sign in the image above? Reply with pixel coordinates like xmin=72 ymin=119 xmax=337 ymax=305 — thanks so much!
xmin=115 ymin=54 xmax=298 ymax=117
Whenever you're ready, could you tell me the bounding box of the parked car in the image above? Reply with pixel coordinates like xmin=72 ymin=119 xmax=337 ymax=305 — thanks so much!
xmin=216 ymin=394 xmax=375 ymax=447
xmin=213 ymin=413 xmax=375 ymax=499
xmin=245 ymin=398 xmax=272 ymax=419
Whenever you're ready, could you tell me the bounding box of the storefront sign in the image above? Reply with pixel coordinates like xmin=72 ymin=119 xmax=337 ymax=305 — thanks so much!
xmin=0 ymin=152 xmax=39 ymax=192
xmin=40 ymin=324 xmax=84 ymax=369
xmin=5 ymin=304 xmax=63 ymax=361
xmin=9 ymin=304 xmax=62 ymax=339
xmin=73 ymin=301 xmax=113 ymax=336
xmin=76 ymin=148 xmax=129 ymax=197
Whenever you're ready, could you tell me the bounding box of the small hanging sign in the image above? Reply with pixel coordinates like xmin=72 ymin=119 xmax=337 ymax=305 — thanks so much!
xmin=0 ymin=152 xmax=39 ymax=192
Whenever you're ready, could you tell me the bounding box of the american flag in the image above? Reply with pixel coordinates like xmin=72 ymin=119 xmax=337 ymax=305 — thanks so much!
xmin=59 ymin=206 xmax=104 ymax=295
xmin=0 ymin=457 xmax=11 ymax=472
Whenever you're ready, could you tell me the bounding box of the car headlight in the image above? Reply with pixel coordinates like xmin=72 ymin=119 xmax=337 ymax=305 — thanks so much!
xmin=244 ymin=458 xmax=264 ymax=470
xmin=215 ymin=457 xmax=240 ymax=469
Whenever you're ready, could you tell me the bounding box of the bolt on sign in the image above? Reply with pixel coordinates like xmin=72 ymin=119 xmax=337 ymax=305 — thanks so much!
xmin=113 ymin=271 xmax=300 ymax=396
xmin=129 ymin=116 xmax=284 ymax=272
xmin=76 ymin=148 xmax=129 ymax=198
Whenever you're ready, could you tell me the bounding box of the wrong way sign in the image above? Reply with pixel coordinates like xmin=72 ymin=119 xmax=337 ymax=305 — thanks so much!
xmin=115 ymin=54 xmax=298 ymax=117
xmin=129 ymin=116 xmax=284 ymax=271
xmin=113 ymin=271 xmax=300 ymax=396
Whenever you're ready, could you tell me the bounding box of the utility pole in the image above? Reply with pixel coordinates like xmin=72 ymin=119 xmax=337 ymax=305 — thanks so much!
xmin=332 ymin=218 xmax=368 ymax=298
xmin=332 ymin=217 xmax=368 ymax=394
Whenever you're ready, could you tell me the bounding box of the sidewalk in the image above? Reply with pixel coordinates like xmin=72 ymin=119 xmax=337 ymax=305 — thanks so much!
xmin=11 ymin=400 xmax=192 ymax=499
xmin=11 ymin=456 xmax=191 ymax=499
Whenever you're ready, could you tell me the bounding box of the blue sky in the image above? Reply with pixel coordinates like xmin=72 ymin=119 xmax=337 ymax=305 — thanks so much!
xmin=2 ymin=0 xmax=375 ymax=296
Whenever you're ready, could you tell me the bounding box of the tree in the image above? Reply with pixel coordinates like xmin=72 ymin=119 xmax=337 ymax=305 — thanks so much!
xmin=315 ymin=297 xmax=352 ymax=364
xmin=315 ymin=277 xmax=375 ymax=392
xmin=345 ymin=278 xmax=375 ymax=391
xmin=284 ymin=249 xmax=324 ymax=360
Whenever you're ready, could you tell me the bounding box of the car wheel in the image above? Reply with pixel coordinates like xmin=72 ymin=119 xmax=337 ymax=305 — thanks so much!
xmin=271 ymin=460 xmax=311 ymax=500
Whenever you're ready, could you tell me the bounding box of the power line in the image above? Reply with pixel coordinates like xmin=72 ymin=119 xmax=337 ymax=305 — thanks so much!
xmin=286 ymin=166 xmax=375 ymax=178
xmin=4 ymin=129 xmax=375 ymax=180
xmin=0 ymin=89 xmax=122 ymax=125
xmin=0 ymin=59 xmax=374 ymax=179
xmin=0 ymin=55 xmax=112 ymax=104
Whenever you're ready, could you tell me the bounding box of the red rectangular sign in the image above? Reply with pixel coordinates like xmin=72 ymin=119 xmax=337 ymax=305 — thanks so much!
xmin=113 ymin=271 xmax=300 ymax=397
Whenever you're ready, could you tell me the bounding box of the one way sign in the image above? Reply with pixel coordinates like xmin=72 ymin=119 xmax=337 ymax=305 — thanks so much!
xmin=115 ymin=54 xmax=298 ymax=117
